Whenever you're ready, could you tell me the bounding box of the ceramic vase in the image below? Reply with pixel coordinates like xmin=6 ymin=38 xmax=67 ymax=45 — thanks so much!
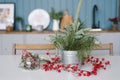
xmin=112 ymin=24 xmax=118 ymax=31
xmin=16 ymin=22 xmax=23 ymax=31
xmin=62 ymin=51 xmax=81 ymax=66
xmin=52 ymin=19 xmax=60 ymax=31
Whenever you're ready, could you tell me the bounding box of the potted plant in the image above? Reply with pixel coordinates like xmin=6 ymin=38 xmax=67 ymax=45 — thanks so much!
xmin=109 ymin=17 xmax=118 ymax=30
xmin=50 ymin=8 xmax=62 ymax=31
xmin=51 ymin=0 xmax=96 ymax=65
xmin=15 ymin=16 xmax=23 ymax=31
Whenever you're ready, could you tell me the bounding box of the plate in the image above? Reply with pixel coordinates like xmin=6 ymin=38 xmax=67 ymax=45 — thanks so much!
xmin=28 ymin=9 xmax=50 ymax=30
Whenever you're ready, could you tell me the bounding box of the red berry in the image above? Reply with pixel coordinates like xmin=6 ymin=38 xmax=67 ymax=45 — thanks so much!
xmin=103 ymin=67 xmax=106 ymax=70
xmin=78 ymin=73 xmax=81 ymax=76
xmin=92 ymin=70 xmax=97 ymax=75
xmin=102 ymin=58 xmax=105 ymax=61
xmin=80 ymin=70 xmax=83 ymax=73
xmin=91 ymin=56 xmax=94 ymax=59
xmin=57 ymin=69 xmax=61 ymax=73
xmin=83 ymin=74 xmax=86 ymax=76
xmin=86 ymin=71 xmax=91 ymax=76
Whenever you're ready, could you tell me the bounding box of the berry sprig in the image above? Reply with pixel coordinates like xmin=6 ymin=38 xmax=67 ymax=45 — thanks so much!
xmin=20 ymin=50 xmax=110 ymax=76
xmin=41 ymin=53 xmax=110 ymax=77
xmin=20 ymin=50 xmax=40 ymax=69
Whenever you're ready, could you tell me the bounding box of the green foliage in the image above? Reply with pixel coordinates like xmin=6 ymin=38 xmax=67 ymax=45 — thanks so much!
xmin=51 ymin=22 xmax=96 ymax=59
xmin=50 ymin=8 xmax=63 ymax=20
xmin=50 ymin=0 xmax=96 ymax=60
xmin=51 ymin=22 xmax=96 ymax=50
xmin=15 ymin=16 xmax=23 ymax=22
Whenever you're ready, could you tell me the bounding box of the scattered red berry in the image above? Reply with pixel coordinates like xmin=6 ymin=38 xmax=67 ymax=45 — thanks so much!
xmin=41 ymin=53 xmax=110 ymax=77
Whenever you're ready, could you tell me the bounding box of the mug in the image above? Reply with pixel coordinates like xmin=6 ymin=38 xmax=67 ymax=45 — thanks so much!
xmin=36 ymin=25 xmax=43 ymax=32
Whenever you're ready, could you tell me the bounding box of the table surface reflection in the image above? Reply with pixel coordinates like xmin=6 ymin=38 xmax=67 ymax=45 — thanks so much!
xmin=0 ymin=55 xmax=120 ymax=80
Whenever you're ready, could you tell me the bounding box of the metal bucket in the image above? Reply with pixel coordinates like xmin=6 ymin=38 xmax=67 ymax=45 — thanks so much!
xmin=62 ymin=51 xmax=80 ymax=65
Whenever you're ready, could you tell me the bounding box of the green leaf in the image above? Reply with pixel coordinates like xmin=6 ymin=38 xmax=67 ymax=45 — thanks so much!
xmin=50 ymin=8 xmax=63 ymax=20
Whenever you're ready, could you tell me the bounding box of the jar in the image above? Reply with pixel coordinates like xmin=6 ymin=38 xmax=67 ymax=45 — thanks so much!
xmin=36 ymin=25 xmax=43 ymax=32
xmin=112 ymin=24 xmax=118 ymax=31
xmin=6 ymin=25 xmax=13 ymax=32
xmin=26 ymin=25 xmax=32 ymax=32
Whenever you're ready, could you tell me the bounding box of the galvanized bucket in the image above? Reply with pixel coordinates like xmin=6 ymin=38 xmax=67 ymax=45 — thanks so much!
xmin=62 ymin=51 xmax=81 ymax=66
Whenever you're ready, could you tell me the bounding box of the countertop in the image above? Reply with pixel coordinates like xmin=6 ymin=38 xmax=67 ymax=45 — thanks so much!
xmin=0 ymin=30 xmax=120 ymax=34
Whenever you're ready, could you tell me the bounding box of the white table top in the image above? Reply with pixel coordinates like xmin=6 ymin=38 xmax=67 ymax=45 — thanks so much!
xmin=0 ymin=55 xmax=120 ymax=80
